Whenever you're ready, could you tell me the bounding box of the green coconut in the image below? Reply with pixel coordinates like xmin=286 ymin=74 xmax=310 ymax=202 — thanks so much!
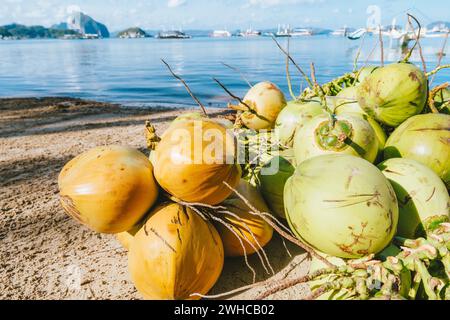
xmin=356 ymin=65 xmax=378 ymax=84
xmin=257 ymin=156 xmax=295 ymax=219
xmin=293 ymin=113 xmax=378 ymax=165
xmin=274 ymin=100 xmax=324 ymax=148
xmin=334 ymin=86 xmax=387 ymax=154
xmin=384 ymin=113 xmax=450 ymax=187
xmin=357 ymin=63 xmax=427 ymax=127
xmin=378 ymin=158 xmax=449 ymax=238
xmin=284 ymin=154 xmax=398 ymax=259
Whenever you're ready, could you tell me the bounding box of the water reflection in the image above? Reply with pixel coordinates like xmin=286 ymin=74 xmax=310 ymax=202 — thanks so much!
xmin=0 ymin=36 xmax=448 ymax=107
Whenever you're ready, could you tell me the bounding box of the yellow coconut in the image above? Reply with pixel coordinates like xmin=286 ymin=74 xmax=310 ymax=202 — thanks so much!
xmin=115 ymin=219 xmax=146 ymax=250
xmin=128 ymin=202 xmax=224 ymax=300
xmin=215 ymin=179 xmax=273 ymax=257
xmin=152 ymin=119 xmax=241 ymax=205
xmin=234 ymin=82 xmax=286 ymax=130
xmin=58 ymin=145 xmax=159 ymax=234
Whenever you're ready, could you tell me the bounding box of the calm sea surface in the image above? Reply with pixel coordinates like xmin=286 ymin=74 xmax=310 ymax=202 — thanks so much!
xmin=0 ymin=36 xmax=448 ymax=108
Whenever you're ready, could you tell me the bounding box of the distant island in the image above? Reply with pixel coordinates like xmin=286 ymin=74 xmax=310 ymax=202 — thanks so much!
xmin=0 ymin=11 xmax=109 ymax=40
xmin=0 ymin=24 xmax=81 ymax=40
xmin=117 ymin=27 xmax=150 ymax=39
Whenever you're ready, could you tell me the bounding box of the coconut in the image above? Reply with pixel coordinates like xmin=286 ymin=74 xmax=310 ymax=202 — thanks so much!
xmin=128 ymin=202 xmax=224 ymax=300
xmin=274 ymin=100 xmax=324 ymax=148
xmin=215 ymin=180 xmax=273 ymax=257
xmin=384 ymin=113 xmax=450 ymax=187
xmin=334 ymin=86 xmax=387 ymax=157
xmin=58 ymin=146 xmax=159 ymax=234
xmin=152 ymin=119 xmax=241 ymax=205
xmin=284 ymin=154 xmax=398 ymax=259
xmin=378 ymin=158 xmax=449 ymax=238
xmin=356 ymin=65 xmax=377 ymax=84
xmin=115 ymin=216 xmax=148 ymax=250
xmin=234 ymin=82 xmax=287 ymax=130
xmin=257 ymin=155 xmax=295 ymax=219
xmin=293 ymin=113 xmax=378 ymax=165
xmin=357 ymin=63 xmax=427 ymax=127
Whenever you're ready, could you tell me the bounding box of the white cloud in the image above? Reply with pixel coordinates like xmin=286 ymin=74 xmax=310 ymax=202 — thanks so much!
xmin=167 ymin=0 xmax=186 ymax=8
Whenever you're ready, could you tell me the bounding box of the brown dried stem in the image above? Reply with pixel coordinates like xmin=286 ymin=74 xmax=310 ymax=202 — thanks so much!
xmin=378 ymin=26 xmax=384 ymax=67
xmin=255 ymin=268 xmax=335 ymax=300
xmin=161 ymin=59 xmax=208 ymax=116
xmin=430 ymin=32 xmax=449 ymax=86
xmin=221 ymin=62 xmax=253 ymax=88
xmin=271 ymin=36 xmax=314 ymax=89
xmin=402 ymin=14 xmax=422 ymax=64
xmin=428 ymin=82 xmax=449 ymax=113
xmin=407 ymin=15 xmax=426 ymax=72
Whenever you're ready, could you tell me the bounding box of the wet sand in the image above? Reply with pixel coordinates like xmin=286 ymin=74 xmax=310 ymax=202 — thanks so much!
xmin=0 ymin=97 xmax=309 ymax=300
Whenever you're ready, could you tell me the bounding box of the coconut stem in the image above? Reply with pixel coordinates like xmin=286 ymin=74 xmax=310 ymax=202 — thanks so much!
xmin=255 ymin=267 xmax=337 ymax=300
xmin=415 ymin=259 xmax=438 ymax=300
xmin=271 ymin=36 xmax=314 ymax=89
xmin=406 ymin=14 xmax=427 ymax=72
xmin=378 ymin=26 xmax=384 ymax=67
xmin=429 ymin=32 xmax=449 ymax=87
xmin=161 ymin=59 xmax=208 ymax=117
xmin=221 ymin=62 xmax=253 ymax=88
xmin=213 ymin=78 xmax=271 ymax=124
xmin=284 ymin=37 xmax=297 ymax=100
xmin=427 ymin=82 xmax=449 ymax=113
xmin=402 ymin=14 xmax=422 ymax=63
xmin=144 ymin=121 xmax=161 ymax=150
xmin=426 ymin=64 xmax=450 ymax=78
xmin=309 ymin=62 xmax=335 ymax=128
xmin=353 ymin=32 xmax=367 ymax=72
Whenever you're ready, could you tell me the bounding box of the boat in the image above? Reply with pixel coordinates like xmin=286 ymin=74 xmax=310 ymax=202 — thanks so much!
xmin=381 ymin=19 xmax=406 ymax=40
xmin=156 ymin=30 xmax=191 ymax=39
xmin=238 ymin=28 xmax=261 ymax=37
xmin=275 ymin=24 xmax=291 ymax=37
xmin=425 ymin=22 xmax=450 ymax=38
xmin=210 ymin=30 xmax=231 ymax=38
xmin=347 ymin=28 xmax=367 ymax=40
xmin=289 ymin=28 xmax=313 ymax=37
xmin=331 ymin=27 xmax=349 ymax=36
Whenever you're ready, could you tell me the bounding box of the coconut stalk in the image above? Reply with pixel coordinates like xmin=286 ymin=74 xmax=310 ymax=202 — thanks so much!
xmin=221 ymin=62 xmax=253 ymax=88
xmin=161 ymin=59 xmax=208 ymax=117
xmin=427 ymin=82 xmax=449 ymax=113
xmin=253 ymin=223 xmax=449 ymax=300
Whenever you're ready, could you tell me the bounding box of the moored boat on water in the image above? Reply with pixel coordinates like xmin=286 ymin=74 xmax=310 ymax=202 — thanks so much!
xmin=156 ymin=30 xmax=191 ymax=39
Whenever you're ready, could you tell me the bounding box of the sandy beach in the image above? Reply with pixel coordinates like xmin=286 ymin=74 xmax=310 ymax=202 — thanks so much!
xmin=0 ymin=97 xmax=309 ymax=300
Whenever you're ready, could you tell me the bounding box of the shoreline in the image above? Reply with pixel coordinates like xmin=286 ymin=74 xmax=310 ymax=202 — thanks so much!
xmin=0 ymin=97 xmax=309 ymax=300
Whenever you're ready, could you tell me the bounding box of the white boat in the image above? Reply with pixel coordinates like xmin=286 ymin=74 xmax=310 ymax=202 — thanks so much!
xmin=382 ymin=19 xmax=406 ymax=39
xmin=156 ymin=30 xmax=191 ymax=39
xmin=331 ymin=27 xmax=349 ymax=36
xmin=290 ymin=28 xmax=313 ymax=37
xmin=238 ymin=28 xmax=261 ymax=37
xmin=347 ymin=28 xmax=367 ymax=40
xmin=210 ymin=30 xmax=231 ymax=38
xmin=425 ymin=23 xmax=450 ymax=38
xmin=275 ymin=24 xmax=291 ymax=37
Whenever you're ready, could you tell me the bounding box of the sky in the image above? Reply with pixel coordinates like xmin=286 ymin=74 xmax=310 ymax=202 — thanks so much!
xmin=0 ymin=0 xmax=448 ymax=31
